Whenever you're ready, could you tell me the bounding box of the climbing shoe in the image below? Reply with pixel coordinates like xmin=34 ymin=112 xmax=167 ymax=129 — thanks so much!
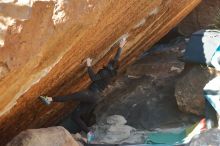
xmin=39 ymin=96 xmax=52 ymax=105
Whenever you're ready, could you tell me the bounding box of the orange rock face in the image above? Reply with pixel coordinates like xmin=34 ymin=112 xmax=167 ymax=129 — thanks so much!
xmin=0 ymin=0 xmax=201 ymax=145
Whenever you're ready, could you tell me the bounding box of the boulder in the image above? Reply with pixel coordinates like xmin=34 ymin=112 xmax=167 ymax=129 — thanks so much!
xmin=93 ymin=115 xmax=136 ymax=144
xmin=106 ymin=115 xmax=127 ymax=125
xmin=0 ymin=0 xmax=201 ymax=145
xmin=178 ymin=0 xmax=220 ymax=36
xmin=7 ymin=126 xmax=79 ymax=146
xmin=175 ymin=64 xmax=220 ymax=115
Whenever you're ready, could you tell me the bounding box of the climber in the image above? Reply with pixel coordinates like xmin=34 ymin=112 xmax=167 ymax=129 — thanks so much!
xmin=39 ymin=37 xmax=127 ymax=139
xmin=87 ymin=41 xmax=124 ymax=93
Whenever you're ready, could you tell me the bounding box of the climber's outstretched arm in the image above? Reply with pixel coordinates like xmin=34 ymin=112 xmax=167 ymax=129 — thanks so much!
xmin=86 ymin=58 xmax=100 ymax=81
xmin=113 ymin=47 xmax=122 ymax=63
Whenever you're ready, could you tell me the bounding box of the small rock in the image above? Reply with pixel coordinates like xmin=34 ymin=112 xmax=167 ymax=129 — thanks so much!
xmin=106 ymin=115 xmax=127 ymax=125
xmin=127 ymin=75 xmax=141 ymax=79
xmin=170 ymin=66 xmax=182 ymax=73
xmin=93 ymin=115 xmax=139 ymax=144
xmin=102 ymin=124 xmax=135 ymax=143
xmin=132 ymin=104 xmax=137 ymax=107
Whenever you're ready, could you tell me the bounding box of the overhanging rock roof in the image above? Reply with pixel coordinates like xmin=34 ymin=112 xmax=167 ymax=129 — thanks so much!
xmin=0 ymin=0 xmax=201 ymax=145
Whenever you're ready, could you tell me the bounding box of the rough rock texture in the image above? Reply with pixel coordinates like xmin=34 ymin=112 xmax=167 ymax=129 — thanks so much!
xmin=93 ymin=115 xmax=136 ymax=144
xmin=0 ymin=62 xmax=10 ymax=80
xmin=188 ymin=129 xmax=220 ymax=146
xmin=93 ymin=115 xmax=153 ymax=144
xmin=6 ymin=126 xmax=79 ymax=146
xmin=106 ymin=115 xmax=127 ymax=125
xmin=0 ymin=0 xmax=201 ymax=145
xmin=178 ymin=0 xmax=220 ymax=36
xmin=175 ymin=65 xmax=220 ymax=116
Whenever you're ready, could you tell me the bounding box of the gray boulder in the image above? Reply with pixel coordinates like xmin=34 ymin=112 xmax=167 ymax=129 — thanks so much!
xmin=175 ymin=64 xmax=219 ymax=115
xmin=7 ymin=126 xmax=79 ymax=146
